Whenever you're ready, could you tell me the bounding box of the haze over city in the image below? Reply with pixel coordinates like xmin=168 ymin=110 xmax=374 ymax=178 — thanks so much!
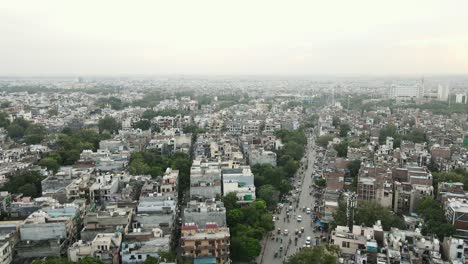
xmin=1 ymin=0 xmax=468 ymax=76
xmin=0 ymin=2 xmax=468 ymax=264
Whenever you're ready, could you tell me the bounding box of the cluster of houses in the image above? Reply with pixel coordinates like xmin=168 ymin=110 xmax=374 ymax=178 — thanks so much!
xmin=314 ymin=103 xmax=468 ymax=263
xmin=0 ymin=87 xmax=309 ymax=264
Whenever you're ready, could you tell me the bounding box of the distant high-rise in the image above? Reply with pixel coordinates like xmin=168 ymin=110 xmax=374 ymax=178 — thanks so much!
xmin=454 ymin=93 xmax=468 ymax=104
xmin=389 ymin=83 xmax=424 ymax=101
xmin=437 ymin=85 xmax=450 ymax=101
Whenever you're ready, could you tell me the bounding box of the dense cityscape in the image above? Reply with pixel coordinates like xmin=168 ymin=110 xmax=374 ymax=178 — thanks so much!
xmin=0 ymin=77 xmax=464 ymax=264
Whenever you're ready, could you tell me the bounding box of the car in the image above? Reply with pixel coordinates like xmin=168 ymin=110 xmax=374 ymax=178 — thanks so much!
xmin=284 ymin=229 xmax=289 ymax=235
xmin=306 ymin=208 xmax=311 ymax=214
xmin=297 ymin=215 xmax=302 ymax=222
xmin=272 ymin=216 xmax=277 ymax=222
xmin=306 ymin=236 xmax=311 ymax=245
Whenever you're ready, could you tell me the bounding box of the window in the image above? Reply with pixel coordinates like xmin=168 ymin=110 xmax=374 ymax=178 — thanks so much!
xmin=138 ymin=255 xmax=142 ymax=260
xmin=361 ymin=230 xmax=364 ymax=236
xmin=341 ymin=241 xmax=349 ymax=248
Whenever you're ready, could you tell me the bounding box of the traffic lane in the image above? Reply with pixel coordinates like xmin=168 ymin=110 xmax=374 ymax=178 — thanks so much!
xmin=284 ymin=145 xmax=316 ymax=257
xmin=261 ymin=137 xmax=316 ymax=263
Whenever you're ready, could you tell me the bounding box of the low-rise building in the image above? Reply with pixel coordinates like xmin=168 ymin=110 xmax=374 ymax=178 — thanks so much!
xmin=248 ymin=149 xmax=277 ymax=166
xmin=68 ymin=233 xmax=122 ymax=264
xmin=180 ymin=223 xmax=230 ymax=264
xmin=222 ymin=167 xmax=256 ymax=203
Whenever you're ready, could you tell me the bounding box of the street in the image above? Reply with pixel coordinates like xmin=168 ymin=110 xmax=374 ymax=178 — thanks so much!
xmin=259 ymin=133 xmax=321 ymax=264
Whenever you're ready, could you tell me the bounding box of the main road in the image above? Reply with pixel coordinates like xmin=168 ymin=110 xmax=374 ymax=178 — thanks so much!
xmin=259 ymin=132 xmax=320 ymax=264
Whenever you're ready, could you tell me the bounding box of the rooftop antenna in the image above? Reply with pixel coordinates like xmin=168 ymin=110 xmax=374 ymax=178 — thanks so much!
xmin=346 ymin=192 xmax=357 ymax=233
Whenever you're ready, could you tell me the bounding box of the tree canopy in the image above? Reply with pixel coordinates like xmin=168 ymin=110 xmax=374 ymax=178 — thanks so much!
xmin=339 ymin=123 xmax=351 ymax=137
xmin=1 ymin=170 xmax=45 ymax=198
xmin=132 ymin=119 xmax=151 ymax=130
xmin=333 ymin=199 xmax=405 ymax=231
xmin=96 ymin=96 xmax=126 ymax=110
xmin=128 ymin=150 xmax=192 ymax=198
xmin=98 ymin=116 xmax=121 ymax=134
xmin=286 ymin=245 xmax=340 ymax=264
xmin=226 ymin=200 xmax=274 ymax=262
xmin=41 ymin=128 xmax=111 ymax=166
xmin=417 ymin=198 xmax=455 ymax=240
xmin=316 ymin=134 xmax=333 ymax=148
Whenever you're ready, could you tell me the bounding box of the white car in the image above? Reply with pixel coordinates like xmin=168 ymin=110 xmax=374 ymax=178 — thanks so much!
xmin=297 ymin=215 xmax=302 ymax=222
xmin=306 ymin=236 xmax=311 ymax=245
xmin=306 ymin=208 xmax=311 ymax=214
xmin=284 ymin=229 xmax=289 ymax=235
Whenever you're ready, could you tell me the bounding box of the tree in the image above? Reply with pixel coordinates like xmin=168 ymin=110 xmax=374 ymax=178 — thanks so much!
xmin=77 ymin=257 xmax=105 ymax=264
xmin=223 ymin=192 xmax=239 ymax=211
xmin=427 ymin=157 xmax=439 ymax=172
xmin=316 ymin=135 xmax=333 ymax=148
xmin=18 ymin=183 xmax=37 ymax=197
xmin=39 ymin=157 xmax=60 ymax=173
xmin=339 ymin=123 xmax=351 ymax=137
xmin=227 ymin=199 xmax=273 ymax=262
xmin=129 ymin=158 xmax=151 ymax=175
xmin=354 ymin=201 xmax=405 ymax=231
xmin=227 ymin=208 xmax=244 ymax=226
xmin=314 ymin=178 xmax=326 ymax=187
xmin=133 ymin=119 xmax=151 ymax=130
xmin=257 ymin=184 xmax=280 ymax=209
xmin=334 ymin=141 xmax=348 ymax=157
xmin=333 ymin=200 xmax=405 ymax=231
xmin=378 ymin=124 xmax=397 ymax=145
xmin=347 ymin=160 xmax=361 ymax=178
xmin=1 ymin=170 xmax=44 ymax=198
xmin=286 ymin=245 xmax=339 ymax=264
xmin=143 ymin=257 xmax=158 ymax=264
xmin=98 ymin=116 xmax=121 ymax=134
xmin=0 ymin=101 xmax=11 ymax=108
xmin=418 ymin=198 xmax=455 ymax=240
xmin=230 ymin=236 xmax=262 ymax=262
xmin=24 ymin=124 xmax=47 ymax=144
xmin=7 ymin=123 xmax=25 ymax=139
xmin=0 ymin=112 xmax=10 ymax=128
xmin=157 ymin=251 xmax=176 ymax=262
xmin=332 ymin=116 xmax=340 ymax=127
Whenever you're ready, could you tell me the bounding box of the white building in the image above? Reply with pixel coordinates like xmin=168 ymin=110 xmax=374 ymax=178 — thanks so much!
xmin=68 ymin=233 xmax=122 ymax=263
xmin=437 ymin=85 xmax=450 ymax=101
xmin=390 ymin=84 xmax=424 ymax=101
xmin=455 ymin=94 xmax=468 ymax=104
xmin=222 ymin=166 xmax=256 ymax=203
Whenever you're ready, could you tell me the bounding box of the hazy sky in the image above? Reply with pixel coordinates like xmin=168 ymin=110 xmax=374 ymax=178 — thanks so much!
xmin=1 ymin=0 xmax=468 ymax=76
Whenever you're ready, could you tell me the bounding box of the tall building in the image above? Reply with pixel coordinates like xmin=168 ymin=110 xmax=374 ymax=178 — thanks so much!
xmin=455 ymin=93 xmax=468 ymax=104
xmin=389 ymin=84 xmax=424 ymax=101
xmin=437 ymin=85 xmax=450 ymax=101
